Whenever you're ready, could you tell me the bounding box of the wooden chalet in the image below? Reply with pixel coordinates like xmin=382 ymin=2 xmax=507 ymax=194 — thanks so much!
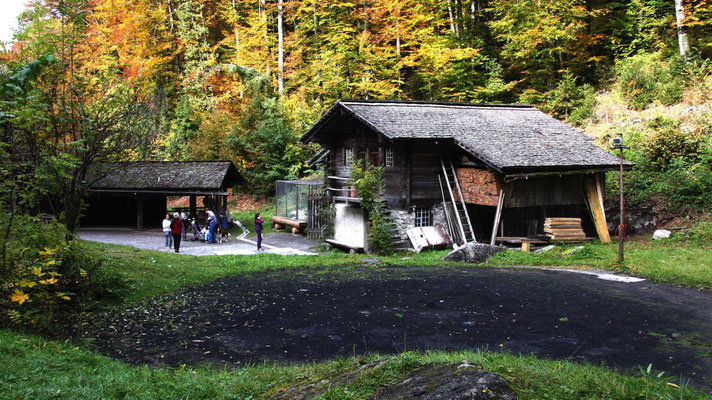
xmin=301 ymin=99 xmax=632 ymax=250
xmin=83 ymin=161 xmax=244 ymax=229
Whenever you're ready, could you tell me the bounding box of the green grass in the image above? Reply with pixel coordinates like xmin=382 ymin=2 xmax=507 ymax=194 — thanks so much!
xmin=84 ymin=234 xmax=712 ymax=307
xmin=484 ymin=239 xmax=712 ymax=289
xmin=1 ymin=329 xmax=705 ymax=399
xmin=85 ymin=240 xmax=450 ymax=304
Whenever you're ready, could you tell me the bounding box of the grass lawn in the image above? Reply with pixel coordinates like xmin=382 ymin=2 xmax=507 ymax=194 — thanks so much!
xmin=484 ymin=239 xmax=712 ymax=289
xmin=1 ymin=328 xmax=706 ymax=399
xmin=84 ymin=232 xmax=712 ymax=307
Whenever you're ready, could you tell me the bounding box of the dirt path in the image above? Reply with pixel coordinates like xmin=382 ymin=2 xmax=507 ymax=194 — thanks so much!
xmin=82 ymin=266 xmax=712 ymax=387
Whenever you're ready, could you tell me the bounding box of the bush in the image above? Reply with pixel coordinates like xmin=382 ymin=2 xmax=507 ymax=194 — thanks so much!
xmin=614 ymin=52 xmax=685 ymax=110
xmin=0 ymin=217 xmax=127 ymax=332
xmin=349 ymin=161 xmax=395 ymax=255
xmin=642 ymin=117 xmax=704 ymax=168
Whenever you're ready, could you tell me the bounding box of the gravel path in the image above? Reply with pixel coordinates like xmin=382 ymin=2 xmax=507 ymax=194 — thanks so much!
xmin=78 ymin=228 xmax=320 ymax=255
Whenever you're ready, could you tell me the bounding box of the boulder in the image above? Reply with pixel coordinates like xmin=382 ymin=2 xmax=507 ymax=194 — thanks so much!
xmin=652 ymin=229 xmax=671 ymax=240
xmin=440 ymin=242 xmax=505 ymax=263
xmin=266 ymin=361 xmax=517 ymax=400
xmin=373 ymin=363 xmax=518 ymax=400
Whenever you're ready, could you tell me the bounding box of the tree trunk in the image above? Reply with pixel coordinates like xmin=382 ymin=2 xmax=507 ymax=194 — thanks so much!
xmin=447 ymin=0 xmax=457 ymax=34
xmin=674 ymin=0 xmax=690 ymax=61
xmin=277 ymin=0 xmax=284 ymax=94
xmin=363 ymin=0 xmax=368 ymax=32
xmin=313 ymin=0 xmax=318 ymax=36
xmin=455 ymin=0 xmax=464 ymax=38
xmin=232 ymin=0 xmax=240 ymax=60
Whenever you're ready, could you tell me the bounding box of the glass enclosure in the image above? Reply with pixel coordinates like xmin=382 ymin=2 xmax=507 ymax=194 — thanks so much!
xmin=274 ymin=180 xmax=323 ymax=221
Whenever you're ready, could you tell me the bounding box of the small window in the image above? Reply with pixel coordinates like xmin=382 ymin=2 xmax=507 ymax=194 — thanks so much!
xmin=414 ymin=207 xmax=431 ymax=227
xmin=344 ymin=148 xmax=353 ymax=166
xmin=385 ymin=148 xmax=394 ymax=167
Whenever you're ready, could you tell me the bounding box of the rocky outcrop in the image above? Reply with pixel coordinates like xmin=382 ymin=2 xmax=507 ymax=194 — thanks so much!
xmin=373 ymin=363 xmax=518 ymax=400
xmin=440 ymin=242 xmax=506 ymax=263
xmin=266 ymin=361 xmax=517 ymax=400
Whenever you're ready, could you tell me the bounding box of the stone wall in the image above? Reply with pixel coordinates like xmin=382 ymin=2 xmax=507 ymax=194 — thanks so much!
xmin=390 ymin=203 xmax=450 ymax=243
xmin=391 ymin=210 xmax=415 ymax=240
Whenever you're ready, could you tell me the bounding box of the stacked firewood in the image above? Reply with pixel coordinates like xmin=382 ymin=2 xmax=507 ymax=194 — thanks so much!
xmin=544 ymin=218 xmax=586 ymax=241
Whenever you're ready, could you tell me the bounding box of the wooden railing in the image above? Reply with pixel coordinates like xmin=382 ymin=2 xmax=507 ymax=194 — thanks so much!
xmin=327 ymin=176 xmax=362 ymax=203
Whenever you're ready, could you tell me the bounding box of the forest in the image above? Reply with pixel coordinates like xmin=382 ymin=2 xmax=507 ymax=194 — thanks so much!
xmin=1 ymin=0 xmax=711 ymax=229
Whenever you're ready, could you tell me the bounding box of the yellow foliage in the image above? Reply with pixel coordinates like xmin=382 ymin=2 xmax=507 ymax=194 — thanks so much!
xmin=19 ymin=279 xmax=37 ymax=288
xmin=39 ymin=278 xmax=58 ymax=285
xmin=10 ymin=290 xmax=29 ymax=305
xmin=32 ymin=267 xmax=45 ymax=277
xmin=56 ymin=293 xmax=71 ymax=301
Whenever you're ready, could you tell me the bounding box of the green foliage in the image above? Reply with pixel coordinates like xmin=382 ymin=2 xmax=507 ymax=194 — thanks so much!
xmin=614 ymin=52 xmax=686 ymax=110
xmin=349 ymin=161 xmax=394 ymax=255
xmin=642 ymin=117 xmax=705 ymax=168
xmin=166 ymin=98 xmax=201 ymax=160
xmin=544 ymin=72 xmax=597 ymax=126
xmin=0 ymin=234 xmax=126 ymax=332
xmin=225 ymin=66 xmax=306 ymax=195
xmin=605 ymin=117 xmax=712 ymax=210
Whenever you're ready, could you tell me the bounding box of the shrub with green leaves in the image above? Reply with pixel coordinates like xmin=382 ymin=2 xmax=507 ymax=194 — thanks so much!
xmin=0 ymin=217 xmax=126 ymax=332
xmin=349 ymin=161 xmax=395 ymax=255
xmin=614 ymin=52 xmax=685 ymax=110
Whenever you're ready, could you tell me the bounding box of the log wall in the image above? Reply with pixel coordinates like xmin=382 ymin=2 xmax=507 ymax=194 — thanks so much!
xmin=453 ymin=168 xmax=502 ymax=206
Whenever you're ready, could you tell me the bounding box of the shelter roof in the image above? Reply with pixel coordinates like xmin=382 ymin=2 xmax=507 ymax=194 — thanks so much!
xmin=301 ymin=99 xmax=631 ymax=174
xmin=89 ymin=161 xmax=244 ymax=193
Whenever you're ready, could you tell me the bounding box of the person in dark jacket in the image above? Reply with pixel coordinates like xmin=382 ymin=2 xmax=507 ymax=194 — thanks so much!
xmin=254 ymin=212 xmax=264 ymax=251
xmin=171 ymin=212 xmax=184 ymax=253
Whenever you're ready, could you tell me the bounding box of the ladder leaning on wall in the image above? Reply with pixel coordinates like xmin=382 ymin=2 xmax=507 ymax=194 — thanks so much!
xmin=439 ymin=158 xmax=477 ymax=245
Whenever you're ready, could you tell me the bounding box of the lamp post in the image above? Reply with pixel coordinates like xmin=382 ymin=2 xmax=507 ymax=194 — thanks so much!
xmin=611 ymin=134 xmax=629 ymax=263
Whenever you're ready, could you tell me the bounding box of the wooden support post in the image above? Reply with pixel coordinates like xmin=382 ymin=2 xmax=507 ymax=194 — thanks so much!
xmin=521 ymin=242 xmax=531 ymax=252
xmin=490 ymin=190 xmax=504 ymax=245
xmin=584 ymin=176 xmax=611 ymax=243
xmin=189 ymin=195 xmax=197 ymax=218
xmin=136 ymin=198 xmax=144 ymax=230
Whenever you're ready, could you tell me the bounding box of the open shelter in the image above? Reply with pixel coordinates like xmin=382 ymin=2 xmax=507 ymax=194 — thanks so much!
xmin=83 ymin=161 xmax=244 ymax=229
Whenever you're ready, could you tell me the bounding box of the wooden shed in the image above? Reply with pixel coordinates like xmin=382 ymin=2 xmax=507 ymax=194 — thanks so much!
xmin=83 ymin=161 xmax=244 ymax=229
xmin=301 ymin=99 xmax=632 ymax=249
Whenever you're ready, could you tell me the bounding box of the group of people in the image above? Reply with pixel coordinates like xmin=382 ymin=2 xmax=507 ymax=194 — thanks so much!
xmin=161 ymin=209 xmax=264 ymax=252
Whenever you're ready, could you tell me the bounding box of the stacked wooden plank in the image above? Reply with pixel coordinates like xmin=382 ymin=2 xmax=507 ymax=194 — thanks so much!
xmin=544 ymin=217 xmax=586 ymax=241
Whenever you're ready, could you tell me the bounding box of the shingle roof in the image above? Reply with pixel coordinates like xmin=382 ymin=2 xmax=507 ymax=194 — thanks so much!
xmin=301 ymin=99 xmax=631 ymax=173
xmin=90 ymin=161 xmax=244 ymax=192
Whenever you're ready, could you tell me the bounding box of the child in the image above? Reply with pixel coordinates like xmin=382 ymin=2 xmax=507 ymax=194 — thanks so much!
xmin=255 ymin=212 xmax=264 ymax=251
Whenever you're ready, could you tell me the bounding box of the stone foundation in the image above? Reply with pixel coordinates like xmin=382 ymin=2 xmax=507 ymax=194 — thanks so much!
xmin=391 ymin=210 xmax=415 ymax=241
xmin=391 ymin=203 xmax=450 ymax=243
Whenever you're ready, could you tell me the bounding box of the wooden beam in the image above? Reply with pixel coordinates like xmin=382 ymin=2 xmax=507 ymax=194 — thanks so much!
xmin=189 ymin=195 xmax=197 ymax=218
xmin=490 ymin=190 xmax=504 ymax=245
xmin=136 ymin=198 xmax=144 ymax=230
xmin=584 ymin=176 xmax=611 ymax=243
